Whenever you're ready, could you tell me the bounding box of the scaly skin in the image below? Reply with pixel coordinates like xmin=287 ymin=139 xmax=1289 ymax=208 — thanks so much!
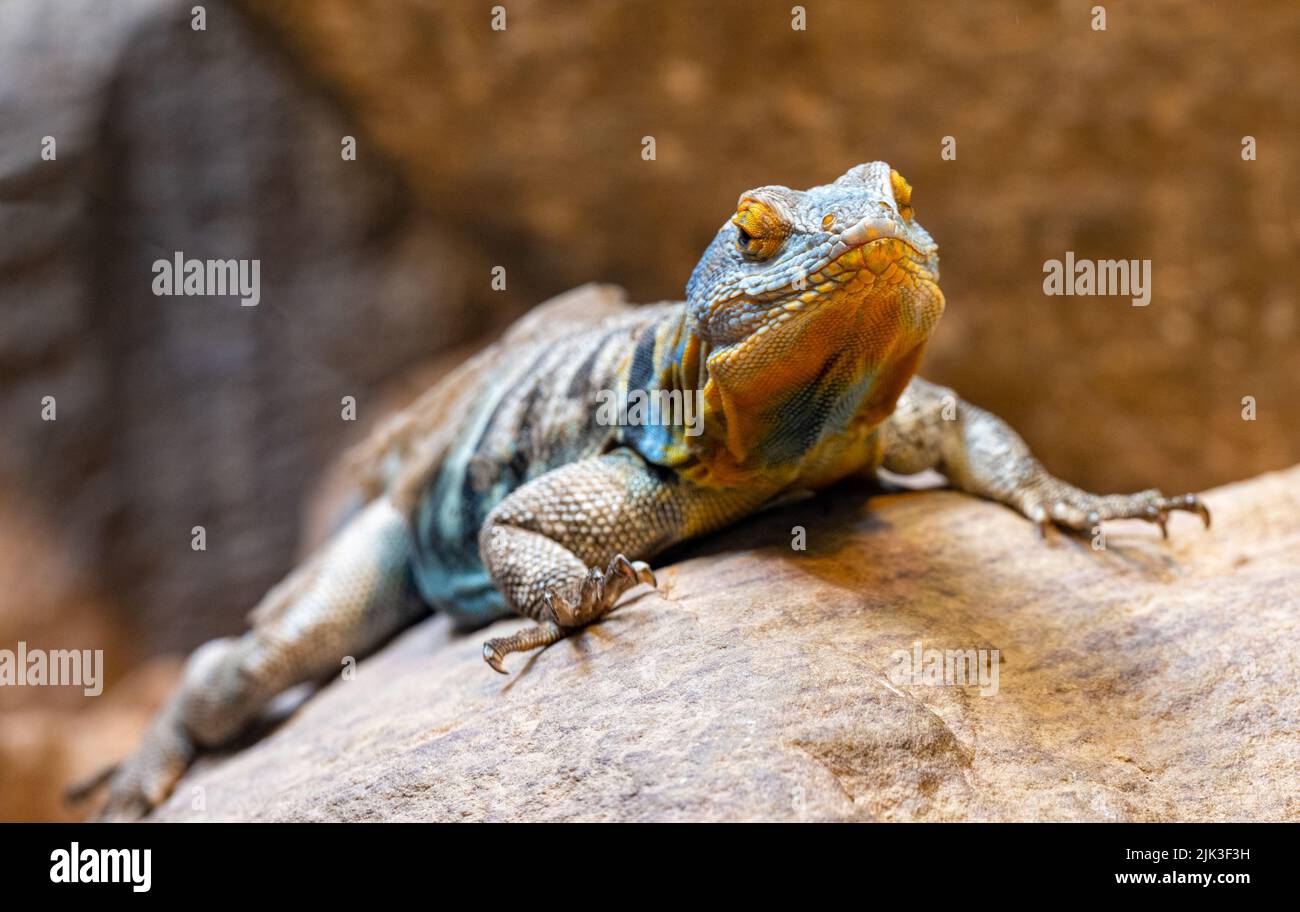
xmin=87 ymin=162 xmax=1208 ymax=819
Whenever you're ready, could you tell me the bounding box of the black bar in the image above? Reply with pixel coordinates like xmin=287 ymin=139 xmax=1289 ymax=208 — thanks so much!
xmin=0 ymin=822 xmax=1284 ymax=899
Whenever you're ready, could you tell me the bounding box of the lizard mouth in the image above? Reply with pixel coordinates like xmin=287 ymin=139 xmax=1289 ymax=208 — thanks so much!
xmin=691 ymin=216 xmax=938 ymax=347
xmin=709 ymin=242 xmax=937 ymax=344
xmin=837 ymin=215 xmax=933 ymax=259
xmin=830 ymin=235 xmax=938 ymax=285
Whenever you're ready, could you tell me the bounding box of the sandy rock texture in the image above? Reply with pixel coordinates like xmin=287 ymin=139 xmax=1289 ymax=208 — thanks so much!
xmin=152 ymin=465 xmax=1299 ymax=822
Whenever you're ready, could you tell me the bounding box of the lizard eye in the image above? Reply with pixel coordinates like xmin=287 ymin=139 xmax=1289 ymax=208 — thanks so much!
xmin=731 ymin=198 xmax=788 ymax=260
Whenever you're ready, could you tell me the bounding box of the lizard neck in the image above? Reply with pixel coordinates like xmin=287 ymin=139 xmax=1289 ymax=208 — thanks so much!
xmin=618 ymin=301 xmax=929 ymax=489
xmin=616 ymin=309 xmax=711 ymax=471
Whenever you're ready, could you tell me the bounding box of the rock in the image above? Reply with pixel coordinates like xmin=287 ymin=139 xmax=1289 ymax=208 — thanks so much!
xmin=151 ymin=465 xmax=1300 ymax=822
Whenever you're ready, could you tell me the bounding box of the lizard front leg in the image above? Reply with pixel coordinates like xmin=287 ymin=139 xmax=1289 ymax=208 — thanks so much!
xmin=882 ymin=377 xmax=1210 ymax=536
xmin=478 ymin=448 xmax=759 ymax=673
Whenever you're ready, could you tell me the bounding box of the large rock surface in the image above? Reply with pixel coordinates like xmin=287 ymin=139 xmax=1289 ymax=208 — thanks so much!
xmin=153 ymin=465 xmax=1300 ymax=822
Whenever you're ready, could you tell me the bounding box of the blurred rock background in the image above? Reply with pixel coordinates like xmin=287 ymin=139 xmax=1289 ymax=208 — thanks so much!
xmin=1 ymin=0 xmax=1296 ymax=819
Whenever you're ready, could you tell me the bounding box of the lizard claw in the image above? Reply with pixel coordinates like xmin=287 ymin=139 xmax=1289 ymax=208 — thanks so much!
xmin=610 ymin=554 xmax=657 ymax=589
xmin=1179 ymin=492 xmax=1212 ymax=529
xmin=1147 ymin=492 xmax=1211 ymax=532
xmin=483 ymin=642 xmax=508 ymax=675
xmin=1145 ymin=504 xmax=1168 ymax=539
xmin=631 ymin=560 xmax=657 ymax=589
xmin=1029 ymin=503 xmax=1052 ymax=540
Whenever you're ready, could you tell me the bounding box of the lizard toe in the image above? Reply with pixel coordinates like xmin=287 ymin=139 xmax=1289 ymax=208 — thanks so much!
xmin=631 ymin=560 xmax=657 ymax=588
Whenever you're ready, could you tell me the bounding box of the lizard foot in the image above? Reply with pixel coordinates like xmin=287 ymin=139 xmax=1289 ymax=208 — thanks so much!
xmin=482 ymin=554 xmax=656 ymax=674
xmin=90 ymin=703 xmax=194 ymax=821
xmin=545 ymin=554 xmax=656 ymax=627
xmin=1025 ymin=487 xmax=1210 ymax=540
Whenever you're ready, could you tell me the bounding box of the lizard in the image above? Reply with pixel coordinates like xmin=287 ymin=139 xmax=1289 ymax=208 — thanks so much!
xmin=88 ymin=161 xmax=1209 ymax=819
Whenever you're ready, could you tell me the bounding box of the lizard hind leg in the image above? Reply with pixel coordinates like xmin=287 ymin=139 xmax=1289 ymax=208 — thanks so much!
xmin=481 ymin=554 xmax=656 ymax=674
xmin=90 ymin=499 xmax=426 ymax=820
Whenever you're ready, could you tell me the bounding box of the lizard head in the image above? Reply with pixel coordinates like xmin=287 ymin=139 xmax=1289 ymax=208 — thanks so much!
xmin=686 ymin=161 xmax=942 ymax=349
xmin=676 ymin=163 xmax=946 ymax=476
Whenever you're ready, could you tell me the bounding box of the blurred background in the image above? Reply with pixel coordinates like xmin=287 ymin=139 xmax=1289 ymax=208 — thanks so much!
xmin=1 ymin=0 xmax=1296 ymax=819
